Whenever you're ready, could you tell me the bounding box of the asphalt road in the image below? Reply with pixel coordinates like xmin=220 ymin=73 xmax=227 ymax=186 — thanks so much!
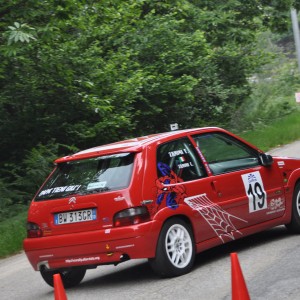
xmin=268 ymin=140 xmax=300 ymax=157
xmin=1 ymin=141 xmax=300 ymax=300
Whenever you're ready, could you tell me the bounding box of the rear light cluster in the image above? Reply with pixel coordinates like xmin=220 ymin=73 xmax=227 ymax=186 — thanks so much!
xmin=27 ymin=222 xmax=43 ymax=238
xmin=113 ymin=206 xmax=150 ymax=227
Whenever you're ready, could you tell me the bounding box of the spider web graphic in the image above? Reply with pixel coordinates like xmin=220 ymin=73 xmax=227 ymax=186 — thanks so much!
xmin=184 ymin=194 xmax=248 ymax=243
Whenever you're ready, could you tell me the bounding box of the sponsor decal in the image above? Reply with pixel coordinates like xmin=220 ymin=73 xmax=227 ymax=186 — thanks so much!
xmin=154 ymin=162 xmax=187 ymax=211
xmin=178 ymin=163 xmax=192 ymax=169
xmin=176 ymin=156 xmax=194 ymax=169
xmin=116 ymin=244 xmax=135 ymax=249
xmin=277 ymin=161 xmax=285 ymax=167
xmin=195 ymin=147 xmax=212 ymax=175
xmin=242 ymin=171 xmax=267 ymax=213
xmin=141 ymin=200 xmax=153 ymax=205
xmin=167 ymin=150 xmax=193 ymax=170
xmin=114 ymin=196 xmax=125 ymax=201
xmin=168 ymin=149 xmax=189 ymax=157
xmin=65 ymin=257 xmax=100 ymax=264
xmin=38 ymin=185 xmax=81 ymax=197
xmin=102 ymin=224 xmax=113 ymax=228
xmin=87 ymin=181 xmax=107 ymax=190
xmin=184 ymin=194 xmax=247 ymax=243
xmin=267 ymin=197 xmax=285 ymax=215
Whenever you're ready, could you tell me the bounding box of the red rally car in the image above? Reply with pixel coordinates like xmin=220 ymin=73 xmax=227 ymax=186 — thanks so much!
xmin=23 ymin=127 xmax=300 ymax=287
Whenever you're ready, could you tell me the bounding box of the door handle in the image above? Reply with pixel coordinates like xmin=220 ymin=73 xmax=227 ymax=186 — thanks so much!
xmin=211 ymin=180 xmax=222 ymax=197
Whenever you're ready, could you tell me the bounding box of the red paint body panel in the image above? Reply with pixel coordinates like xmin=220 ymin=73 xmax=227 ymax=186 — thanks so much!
xmin=23 ymin=127 xmax=300 ymax=273
xmin=24 ymin=220 xmax=161 ymax=270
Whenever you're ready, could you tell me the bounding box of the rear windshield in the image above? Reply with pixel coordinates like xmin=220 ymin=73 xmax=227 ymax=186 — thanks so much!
xmin=35 ymin=153 xmax=135 ymax=201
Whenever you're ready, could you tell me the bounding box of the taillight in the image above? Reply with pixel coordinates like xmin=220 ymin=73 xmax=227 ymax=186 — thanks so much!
xmin=113 ymin=206 xmax=150 ymax=227
xmin=27 ymin=222 xmax=43 ymax=238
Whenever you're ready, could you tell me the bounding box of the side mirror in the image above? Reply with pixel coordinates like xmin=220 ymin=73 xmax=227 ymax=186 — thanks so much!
xmin=259 ymin=153 xmax=273 ymax=167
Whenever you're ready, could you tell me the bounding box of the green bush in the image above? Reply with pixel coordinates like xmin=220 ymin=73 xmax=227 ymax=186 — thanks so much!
xmin=0 ymin=212 xmax=27 ymax=258
xmin=0 ymin=142 xmax=76 ymax=222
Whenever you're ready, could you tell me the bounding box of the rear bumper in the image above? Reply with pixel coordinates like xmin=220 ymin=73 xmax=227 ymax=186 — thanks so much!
xmin=23 ymin=220 xmax=161 ymax=271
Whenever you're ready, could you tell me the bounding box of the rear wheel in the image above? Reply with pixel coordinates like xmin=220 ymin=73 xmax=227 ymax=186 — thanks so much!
xmin=40 ymin=267 xmax=86 ymax=288
xmin=286 ymin=183 xmax=300 ymax=233
xmin=149 ymin=217 xmax=195 ymax=277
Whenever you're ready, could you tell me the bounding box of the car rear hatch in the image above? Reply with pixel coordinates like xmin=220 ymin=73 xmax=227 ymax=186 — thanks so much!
xmin=27 ymin=152 xmax=141 ymax=237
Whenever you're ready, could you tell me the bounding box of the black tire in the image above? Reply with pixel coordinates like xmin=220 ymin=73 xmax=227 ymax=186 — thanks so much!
xmin=286 ymin=183 xmax=300 ymax=233
xmin=149 ymin=217 xmax=195 ymax=277
xmin=40 ymin=267 xmax=86 ymax=288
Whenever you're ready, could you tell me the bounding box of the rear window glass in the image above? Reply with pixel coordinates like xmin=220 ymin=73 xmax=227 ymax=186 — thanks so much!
xmin=35 ymin=153 xmax=135 ymax=201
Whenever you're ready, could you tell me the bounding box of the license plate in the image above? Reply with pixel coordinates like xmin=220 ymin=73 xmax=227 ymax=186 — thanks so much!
xmin=54 ymin=208 xmax=97 ymax=225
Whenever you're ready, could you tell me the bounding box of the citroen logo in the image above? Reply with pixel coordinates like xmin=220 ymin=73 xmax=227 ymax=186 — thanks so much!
xmin=68 ymin=197 xmax=76 ymax=204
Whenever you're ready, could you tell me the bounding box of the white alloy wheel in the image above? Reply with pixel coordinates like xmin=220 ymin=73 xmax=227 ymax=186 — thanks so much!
xmin=296 ymin=189 xmax=300 ymax=217
xmin=286 ymin=183 xmax=300 ymax=233
xmin=165 ymin=223 xmax=193 ymax=269
xmin=149 ymin=217 xmax=196 ymax=277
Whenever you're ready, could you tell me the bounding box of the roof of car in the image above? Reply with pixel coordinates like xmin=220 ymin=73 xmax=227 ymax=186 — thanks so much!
xmin=55 ymin=127 xmax=224 ymax=163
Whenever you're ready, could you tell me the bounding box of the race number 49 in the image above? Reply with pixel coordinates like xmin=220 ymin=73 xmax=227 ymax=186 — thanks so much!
xmin=242 ymin=171 xmax=267 ymax=213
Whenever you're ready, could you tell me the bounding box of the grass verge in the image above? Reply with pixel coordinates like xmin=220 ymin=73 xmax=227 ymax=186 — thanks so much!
xmin=239 ymin=111 xmax=300 ymax=151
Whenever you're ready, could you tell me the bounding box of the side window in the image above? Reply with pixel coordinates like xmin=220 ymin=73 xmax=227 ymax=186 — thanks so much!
xmin=192 ymin=133 xmax=259 ymax=175
xmin=156 ymin=138 xmax=206 ymax=181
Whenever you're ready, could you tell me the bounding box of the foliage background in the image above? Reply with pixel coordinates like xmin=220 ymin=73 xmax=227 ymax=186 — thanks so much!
xmin=1 ymin=0 xmax=300 ymax=222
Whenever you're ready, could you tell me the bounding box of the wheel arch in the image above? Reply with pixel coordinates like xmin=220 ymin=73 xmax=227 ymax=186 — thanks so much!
xmin=284 ymin=170 xmax=300 ymax=222
xmin=285 ymin=177 xmax=300 ymax=233
xmin=286 ymin=169 xmax=300 ymax=192
xmin=161 ymin=214 xmax=194 ymax=235
xmin=293 ymin=178 xmax=300 ymax=190
xmin=152 ymin=205 xmax=196 ymax=239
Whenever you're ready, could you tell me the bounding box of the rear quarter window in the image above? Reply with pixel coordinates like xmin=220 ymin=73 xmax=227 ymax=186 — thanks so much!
xmin=156 ymin=138 xmax=206 ymax=182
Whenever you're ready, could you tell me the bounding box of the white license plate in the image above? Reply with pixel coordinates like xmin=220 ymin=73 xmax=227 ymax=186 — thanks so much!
xmin=54 ymin=208 xmax=97 ymax=225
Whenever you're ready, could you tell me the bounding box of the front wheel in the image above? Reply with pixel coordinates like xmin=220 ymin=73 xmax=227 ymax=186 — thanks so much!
xmin=40 ymin=267 xmax=86 ymax=288
xmin=286 ymin=183 xmax=300 ymax=233
xmin=149 ymin=217 xmax=195 ymax=277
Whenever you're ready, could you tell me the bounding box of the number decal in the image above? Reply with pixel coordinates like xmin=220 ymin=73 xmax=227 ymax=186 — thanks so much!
xmin=242 ymin=171 xmax=267 ymax=213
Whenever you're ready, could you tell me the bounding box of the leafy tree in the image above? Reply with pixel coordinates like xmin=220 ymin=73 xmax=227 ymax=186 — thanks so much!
xmin=0 ymin=0 xmax=299 ymax=210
